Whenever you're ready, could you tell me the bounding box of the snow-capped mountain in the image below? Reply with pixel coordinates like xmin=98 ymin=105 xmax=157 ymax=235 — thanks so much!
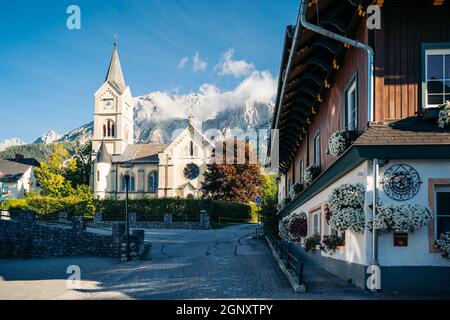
xmin=33 ymin=130 xmax=62 ymax=144
xmin=25 ymin=91 xmax=274 ymax=147
xmin=58 ymin=122 xmax=93 ymax=145
xmin=133 ymin=92 xmax=274 ymax=144
xmin=0 ymin=138 xmax=25 ymax=152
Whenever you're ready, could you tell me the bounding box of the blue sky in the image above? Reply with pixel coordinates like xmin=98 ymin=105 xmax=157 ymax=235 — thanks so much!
xmin=0 ymin=0 xmax=299 ymax=143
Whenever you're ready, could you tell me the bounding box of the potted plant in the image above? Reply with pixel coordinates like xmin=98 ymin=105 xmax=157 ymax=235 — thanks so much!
xmin=288 ymin=211 xmax=307 ymax=242
xmin=284 ymin=197 xmax=292 ymax=206
xmin=328 ymin=130 xmax=348 ymax=158
xmin=321 ymin=235 xmax=345 ymax=254
xmin=293 ymin=182 xmax=304 ymax=196
xmin=437 ymin=101 xmax=450 ymax=128
xmin=367 ymin=203 xmax=432 ymax=233
xmin=303 ymin=233 xmax=321 ymax=252
xmin=328 ymin=183 xmax=366 ymax=233
xmin=304 ymin=164 xmax=320 ymax=184
xmin=436 ymin=232 xmax=450 ymax=258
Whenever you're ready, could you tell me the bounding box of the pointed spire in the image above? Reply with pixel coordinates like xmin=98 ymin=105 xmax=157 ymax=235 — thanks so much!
xmin=97 ymin=140 xmax=111 ymax=164
xmin=105 ymin=35 xmax=126 ymax=93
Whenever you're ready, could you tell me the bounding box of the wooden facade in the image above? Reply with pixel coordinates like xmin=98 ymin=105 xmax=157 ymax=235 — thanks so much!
xmin=375 ymin=1 xmax=450 ymax=121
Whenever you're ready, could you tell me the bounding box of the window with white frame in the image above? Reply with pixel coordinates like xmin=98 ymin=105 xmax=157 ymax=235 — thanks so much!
xmin=345 ymin=77 xmax=358 ymax=130
xmin=425 ymin=48 xmax=450 ymax=108
xmin=313 ymin=132 xmax=320 ymax=167
xmin=312 ymin=210 xmax=321 ymax=236
xmin=435 ymin=185 xmax=450 ymax=239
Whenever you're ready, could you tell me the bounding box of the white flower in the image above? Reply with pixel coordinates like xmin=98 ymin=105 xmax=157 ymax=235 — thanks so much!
xmin=330 ymin=207 xmax=365 ymax=233
xmin=436 ymin=232 xmax=450 ymax=258
xmin=304 ymin=165 xmax=320 ymax=184
xmin=278 ymin=215 xmax=291 ymax=241
xmin=328 ymin=130 xmax=347 ymax=158
xmin=437 ymin=102 xmax=450 ymax=128
xmin=367 ymin=203 xmax=432 ymax=233
xmin=328 ymin=183 xmax=366 ymax=233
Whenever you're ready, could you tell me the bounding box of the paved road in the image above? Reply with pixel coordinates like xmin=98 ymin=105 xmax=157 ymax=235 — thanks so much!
xmin=0 ymin=224 xmax=429 ymax=300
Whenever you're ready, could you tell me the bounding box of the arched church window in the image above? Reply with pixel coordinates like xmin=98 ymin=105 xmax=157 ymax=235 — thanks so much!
xmin=121 ymin=173 xmax=135 ymax=192
xmin=130 ymin=176 xmax=136 ymax=192
xmin=190 ymin=141 xmax=194 ymax=157
xmin=104 ymin=120 xmax=115 ymax=138
xmin=148 ymin=172 xmax=158 ymax=192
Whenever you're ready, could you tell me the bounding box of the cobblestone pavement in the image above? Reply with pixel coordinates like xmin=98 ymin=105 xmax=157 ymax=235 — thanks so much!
xmin=1 ymin=224 xmax=445 ymax=300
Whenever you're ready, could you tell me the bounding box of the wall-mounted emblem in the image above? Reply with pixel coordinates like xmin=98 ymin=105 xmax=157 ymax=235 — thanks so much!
xmin=382 ymin=164 xmax=421 ymax=201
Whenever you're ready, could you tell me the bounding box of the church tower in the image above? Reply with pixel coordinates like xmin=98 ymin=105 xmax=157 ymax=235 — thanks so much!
xmin=92 ymin=39 xmax=134 ymax=157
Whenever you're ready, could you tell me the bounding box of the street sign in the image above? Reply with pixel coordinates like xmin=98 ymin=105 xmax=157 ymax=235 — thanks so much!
xmin=255 ymin=196 xmax=262 ymax=207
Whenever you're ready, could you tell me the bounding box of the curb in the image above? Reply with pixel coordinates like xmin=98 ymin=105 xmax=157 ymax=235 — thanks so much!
xmin=265 ymin=236 xmax=306 ymax=293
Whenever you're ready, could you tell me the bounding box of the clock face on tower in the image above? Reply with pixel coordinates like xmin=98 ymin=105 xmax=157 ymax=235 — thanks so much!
xmin=183 ymin=163 xmax=200 ymax=180
xmin=103 ymin=99 xmax=114 ymax=110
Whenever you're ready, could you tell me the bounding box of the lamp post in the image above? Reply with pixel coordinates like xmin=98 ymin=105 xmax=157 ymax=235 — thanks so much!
xmin=120 ymin=163 xmax=133 ymax=261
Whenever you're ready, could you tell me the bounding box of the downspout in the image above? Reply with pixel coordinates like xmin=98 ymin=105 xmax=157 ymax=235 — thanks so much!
xmin=298 ymin=0 xmax=379 ymax=277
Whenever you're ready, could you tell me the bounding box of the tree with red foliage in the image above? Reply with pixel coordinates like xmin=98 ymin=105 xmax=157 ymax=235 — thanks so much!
xmin=201 ymin=139 xmax=264 ymax=204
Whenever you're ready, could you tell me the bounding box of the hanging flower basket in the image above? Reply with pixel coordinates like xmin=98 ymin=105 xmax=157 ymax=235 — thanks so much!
xmin=284 ymin=197 xmax=292 ymax=206
xmin=293 ymin=182 xmax=304 ymax=196
xmin=436 ymin=232 xmax=450 ymax=258
xmin=367 ymin=203 xmax=432 ymax=233
xmin=288 ymin=211 xmax=308 ymax=242
xmin=328 ymin=130 xmax=348 ymax=158
xmin=328 ymin=183 xmax=366 ymax=233
xmin=278 ymin=211 xmax=308 ymax=242
xmin=437 ymin=101 xmax=450 ymax=128
xmin=304 ymin=164 xmax=320 ymax=184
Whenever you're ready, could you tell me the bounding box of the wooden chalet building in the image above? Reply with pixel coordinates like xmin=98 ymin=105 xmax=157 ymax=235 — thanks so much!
xmin=269 ymin=0 xmax=450 ymax=291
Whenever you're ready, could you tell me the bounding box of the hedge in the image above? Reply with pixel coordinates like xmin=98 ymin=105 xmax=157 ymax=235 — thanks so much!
xmin=1 ymin=196 xmax=252 ymax=223
xmin=0 ymin=195 xmax=95 ymax=220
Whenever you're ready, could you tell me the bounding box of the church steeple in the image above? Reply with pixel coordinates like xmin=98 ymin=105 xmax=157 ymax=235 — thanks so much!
xmin=105 ymin=36 xmax=126 ymax=93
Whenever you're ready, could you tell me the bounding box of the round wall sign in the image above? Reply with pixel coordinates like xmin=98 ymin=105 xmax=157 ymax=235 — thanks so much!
xmin=382 ymin=164 xmax=421 ymax=201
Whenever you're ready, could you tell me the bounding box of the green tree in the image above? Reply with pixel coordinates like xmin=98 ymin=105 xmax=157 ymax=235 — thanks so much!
xmin=35 ymin=144 xmax=78 ymax=197
xmin=202 ymin=140 xmax=264 ymax=204
xmin=260 ymin=174 xmax=279 ymax=236
xmin=64 ymin=141 xmax=92 ymax=186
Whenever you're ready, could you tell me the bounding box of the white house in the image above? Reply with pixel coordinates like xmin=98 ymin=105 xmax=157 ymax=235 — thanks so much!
xmin=270 ymin=0 xmax=450 ymax=292
xmin=0 ymin=159 xmax=38 ymax=200
xmin=91 ymin=43 xmax=214 ymax=200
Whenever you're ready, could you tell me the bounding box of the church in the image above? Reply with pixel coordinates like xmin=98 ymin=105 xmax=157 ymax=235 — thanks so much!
xmin=91 ymin=43 xmax=213 ymax=200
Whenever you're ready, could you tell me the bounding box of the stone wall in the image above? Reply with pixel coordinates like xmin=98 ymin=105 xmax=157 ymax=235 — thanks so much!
xmin=0 ymin=211 xmax=146 ymax=260
xmin=89 ymin=210 xmax=211 ymax=230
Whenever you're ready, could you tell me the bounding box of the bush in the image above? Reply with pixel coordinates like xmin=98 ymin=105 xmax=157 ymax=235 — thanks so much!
xmin=2 ymin=195 xmax=96 ymax=220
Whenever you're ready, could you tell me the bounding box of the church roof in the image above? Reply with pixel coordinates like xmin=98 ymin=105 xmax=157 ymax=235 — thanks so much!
xmin=111 ymin=144 xmax=168 ymax=164
xmin=97 ymin=141 xmax=111 ymax=164
xmin=105 ymin=45 xmax=126 ymax=93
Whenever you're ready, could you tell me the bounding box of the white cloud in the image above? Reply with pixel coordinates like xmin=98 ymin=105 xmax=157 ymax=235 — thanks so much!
xmin=215 ymin=49 xmax=254 ymax=78
xmin=192 ymin=51 xmax=208 ymax=73
xmin=177 ymin=56 xmax=189 ymax=68
xmin=135 ymin=70 xmax=277 ymax=123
